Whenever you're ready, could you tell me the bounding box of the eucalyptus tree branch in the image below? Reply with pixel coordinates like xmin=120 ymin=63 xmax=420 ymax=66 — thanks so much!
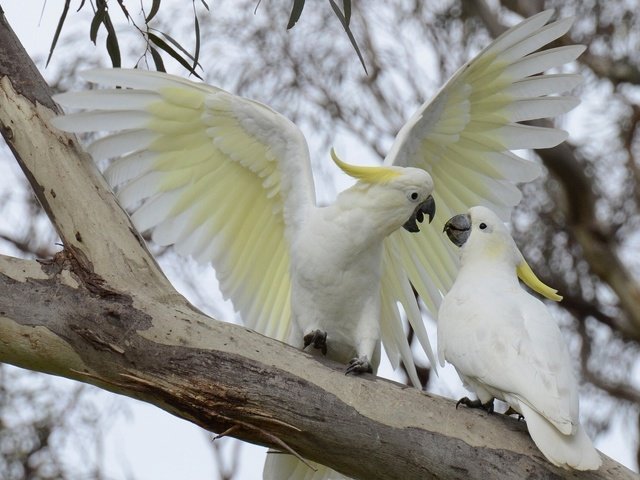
xmin=577 ymin=319 xmax=640 ymax=406
xmin=0 ymin=254 xmax=633 ymax=480
xmin=536 ymin=142 xmax=640 ymax=339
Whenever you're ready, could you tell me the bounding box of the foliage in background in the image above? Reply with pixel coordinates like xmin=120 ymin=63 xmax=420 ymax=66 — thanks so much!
xmin=0 ymin=365 xmax=119 ymax=480
xmin=45 ymin=0 xmax=364 ymax=77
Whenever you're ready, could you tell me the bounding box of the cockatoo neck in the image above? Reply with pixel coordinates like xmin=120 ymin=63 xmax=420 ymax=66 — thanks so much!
xmin=332 ymin=185 xmax=409 ymax=242
xmin=459 ymin=234 xmax=521 ymax=286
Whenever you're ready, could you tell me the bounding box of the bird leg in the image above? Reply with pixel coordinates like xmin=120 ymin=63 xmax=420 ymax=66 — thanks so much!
xmin=503 ymin=406 xmax=524 ymax=421
xmin=345 ymin=355 xmax=373 ymax=375
xmin=456 ymin=397 xmax=494 ymax=414
xmin=303 ymin=329 xmax=328 ymax=355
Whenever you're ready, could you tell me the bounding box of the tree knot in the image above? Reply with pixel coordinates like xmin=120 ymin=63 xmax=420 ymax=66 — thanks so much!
xmin=38 ymin=243 xmax=124 ymax=298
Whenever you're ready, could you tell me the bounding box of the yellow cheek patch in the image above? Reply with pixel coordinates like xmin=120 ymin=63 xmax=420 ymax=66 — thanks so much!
xmin=516 ymin=260 xmax=563 ymax=302
xmin=331 ymin=148 xmax=401 ymax=184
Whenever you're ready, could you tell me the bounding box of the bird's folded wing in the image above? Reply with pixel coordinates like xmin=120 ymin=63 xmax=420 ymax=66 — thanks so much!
xmin=440 ymin=290 xmax=578 ymax=433
xmin=380 ymin=10 xmax=584 ymax=375
xmin=52 ymin=69 xmax=317 ymax=342
xmin=469 ymin=300 xmax=579 ymax=434
xmin=514 ymin=303 xmax=579 ymax=433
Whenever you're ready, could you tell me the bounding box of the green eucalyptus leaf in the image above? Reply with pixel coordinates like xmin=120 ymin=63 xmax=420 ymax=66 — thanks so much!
xmin=328 ymin=0 xmax=367 ymax=74
xmin=287 ymin=0 xmax=305 ymax=29
xmin=46 ymin=0 xmax=70 ymax=67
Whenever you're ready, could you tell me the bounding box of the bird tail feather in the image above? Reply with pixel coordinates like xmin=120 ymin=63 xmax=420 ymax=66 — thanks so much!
xmin=519 ymin=403 xmax=601 ymax=470
xmin=263 ymin=452 xmax=352 ymax=480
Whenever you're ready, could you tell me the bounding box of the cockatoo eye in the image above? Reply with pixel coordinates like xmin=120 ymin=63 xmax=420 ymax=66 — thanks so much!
xmin=409 ymin=192 xmax=419 ymax=201
xmin=479 ymin=223 xmax=487 ymax=230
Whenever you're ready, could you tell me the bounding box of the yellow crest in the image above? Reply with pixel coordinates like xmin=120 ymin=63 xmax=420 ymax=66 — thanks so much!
xmin=331 ymin=148 xmax=401 ymax=184
xmin=516 ymin=260 xmax=563 ymax=302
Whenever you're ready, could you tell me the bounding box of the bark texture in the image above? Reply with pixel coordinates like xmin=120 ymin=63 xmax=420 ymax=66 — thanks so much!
xmin=0 ymin=256 xmax=634 ymax=480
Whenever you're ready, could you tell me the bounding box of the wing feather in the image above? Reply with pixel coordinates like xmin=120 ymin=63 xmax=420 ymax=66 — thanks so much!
xmin=381 ymin=11 xmax=583 ymax=373
xmin=505 ymin=73 xmax=582 ymax=97
xmin=503 ymin=46 xmax=585 ymax=80
xmin=53 ymin=110 xmax=151 ymax=132
xmin=494 ymin=17 xmax=573 ymax=62
xmin=380 ymin=245 xmax=423 ymax=387
xmin=505 ymin=96 xmax=580 ymax=122
xmin=52 ymin=68 xmax=315 ymax=342
xmin=440 ymin=284 xmax=578 ymax=432
xmin=54 ymin=90 xmax=159 ymax=110
xmin=483 ymin=10 xmax=555 ymax=55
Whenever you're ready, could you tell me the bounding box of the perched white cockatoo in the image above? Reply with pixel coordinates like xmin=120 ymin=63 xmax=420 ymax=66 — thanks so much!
xmin=439 ymin=206 xmax=601 ymax=470
xmin=51 ymin=9 xmax=585 ymax=480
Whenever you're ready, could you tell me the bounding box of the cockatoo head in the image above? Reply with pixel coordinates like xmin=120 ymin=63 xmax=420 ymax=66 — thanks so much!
xmin=442 ymin=206 xmax=511 ymax=253
xmin=331 ymin=149 xmax=435 ymax=234
xmin=444 ymin=206 xmax=562 ymax=301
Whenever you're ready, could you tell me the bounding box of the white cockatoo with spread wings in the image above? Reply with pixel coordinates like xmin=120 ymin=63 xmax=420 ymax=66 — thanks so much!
xmin=52 ymin=9 xmax=585 ymax=480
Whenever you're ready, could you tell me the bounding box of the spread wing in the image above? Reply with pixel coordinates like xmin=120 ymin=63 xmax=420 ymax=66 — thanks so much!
xmin=380 ymin=10 xmax=584 ymax=380
xmin=52 ymin=69 xmax=316 ymax=342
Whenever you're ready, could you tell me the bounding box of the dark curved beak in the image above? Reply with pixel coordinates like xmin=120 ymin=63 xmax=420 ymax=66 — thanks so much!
xmin=443 ymin=213 xmax=471 ymax=247
xmin=403 ymin=195 xmax=436 ymax=233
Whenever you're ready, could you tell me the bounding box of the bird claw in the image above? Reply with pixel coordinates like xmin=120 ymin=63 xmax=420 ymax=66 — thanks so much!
xmin=303 ymin=329 xmax=328 ymax=355
xmin=345 ymin=355 xmax=373 ymax=375
xmin=456 ymin=397 xmax=494 ymax=414
xmin=504 ymin=406 xmax=524 ymax=421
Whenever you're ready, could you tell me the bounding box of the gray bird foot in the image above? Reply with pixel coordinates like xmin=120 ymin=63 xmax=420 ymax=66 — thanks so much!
xmin=303 ymin=329 xmax=327 ymax=355
xmin=456 ymin=397 xmax=494 ymax=414
xmin=504 ymin=406 xmax=524 ymax=421
xmin=345 ymin=355 xmax=373 ymax=375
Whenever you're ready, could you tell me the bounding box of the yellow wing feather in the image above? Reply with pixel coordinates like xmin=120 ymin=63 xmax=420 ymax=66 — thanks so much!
xmin=52 ymin=68 xmax=314 ymax=343
xmin=380 ymin=10 xmax=582 ymax=374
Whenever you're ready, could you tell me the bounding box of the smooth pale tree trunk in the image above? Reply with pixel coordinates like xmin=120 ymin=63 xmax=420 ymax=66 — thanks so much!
xmin=0 ymin=8 xmax=635 ymax=480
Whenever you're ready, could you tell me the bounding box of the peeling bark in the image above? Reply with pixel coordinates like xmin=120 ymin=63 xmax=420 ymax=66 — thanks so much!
xmin=0 ymin=256 xmax=634 ymax=480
